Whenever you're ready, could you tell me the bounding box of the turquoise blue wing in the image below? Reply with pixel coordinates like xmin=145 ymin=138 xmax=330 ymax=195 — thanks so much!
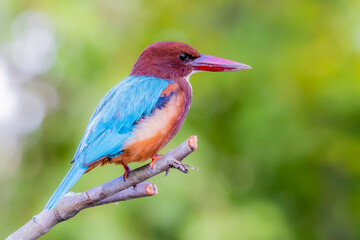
xmin=45 ymin=75 xmax=170 ymax=210
xmin=73 ymin=75 xmax=170 ymax=166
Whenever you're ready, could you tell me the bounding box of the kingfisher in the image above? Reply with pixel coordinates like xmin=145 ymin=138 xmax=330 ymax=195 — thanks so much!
xmin=44 ymin=41 xmax=251 ymax=210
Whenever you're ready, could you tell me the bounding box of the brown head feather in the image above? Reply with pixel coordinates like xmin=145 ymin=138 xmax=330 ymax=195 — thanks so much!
xmin=130 ymin=41 xmax=201 ymax=80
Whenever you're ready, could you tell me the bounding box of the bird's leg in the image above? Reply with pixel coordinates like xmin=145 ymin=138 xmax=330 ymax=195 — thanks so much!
xmin=149 ymin=154 xmax=163 ymax=172
xmin=122 ymin=164 xmax=131 ymax=181
xmin=122 ymin=164 xmax=137 ymax=188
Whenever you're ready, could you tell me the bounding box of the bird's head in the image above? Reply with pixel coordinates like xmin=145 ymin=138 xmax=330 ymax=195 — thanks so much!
xmin=130 ymin=41 xmax=251 ymax=80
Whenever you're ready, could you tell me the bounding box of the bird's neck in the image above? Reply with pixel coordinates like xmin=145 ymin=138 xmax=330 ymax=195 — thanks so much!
xmin=174 ymin=76 xmax=192 ymax=110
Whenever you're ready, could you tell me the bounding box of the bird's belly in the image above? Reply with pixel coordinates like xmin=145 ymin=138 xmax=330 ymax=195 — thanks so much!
xmin=119 ymin=92 xmax=187 ymax=164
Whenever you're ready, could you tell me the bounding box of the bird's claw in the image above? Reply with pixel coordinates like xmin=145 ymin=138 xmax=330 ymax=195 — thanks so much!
xmin=149 ymin=154 xmax=163 ymax=172
xmin=122 ymin=164 xmax=131 ymax=182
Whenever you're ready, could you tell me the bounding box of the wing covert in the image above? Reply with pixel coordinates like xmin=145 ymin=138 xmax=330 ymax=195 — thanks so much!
xmin=72 ymin=76 xmax=170 ymax=165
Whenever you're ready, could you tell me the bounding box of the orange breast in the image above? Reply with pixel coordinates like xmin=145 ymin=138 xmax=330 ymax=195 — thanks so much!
xmin=85 ymin=80 xmax=192 ymax=173
xmin=118 ymin=89 xmax=187 ymax=164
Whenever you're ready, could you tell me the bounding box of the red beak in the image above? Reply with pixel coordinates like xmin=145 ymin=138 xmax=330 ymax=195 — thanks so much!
xmin=191 ymin=54 xmax=251 ymax=72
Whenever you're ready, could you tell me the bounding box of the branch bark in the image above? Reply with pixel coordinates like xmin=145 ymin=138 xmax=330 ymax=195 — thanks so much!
xmin=6 ymin=136 xmax=198 ymax=240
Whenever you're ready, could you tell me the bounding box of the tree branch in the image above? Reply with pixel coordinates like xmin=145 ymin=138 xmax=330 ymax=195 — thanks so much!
xmin=6 ymin=136 xmax=198 ymax=240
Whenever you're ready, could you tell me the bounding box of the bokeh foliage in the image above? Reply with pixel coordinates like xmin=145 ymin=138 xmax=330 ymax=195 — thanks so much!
xmin=1 ymin=0 xmax=360 ymax=239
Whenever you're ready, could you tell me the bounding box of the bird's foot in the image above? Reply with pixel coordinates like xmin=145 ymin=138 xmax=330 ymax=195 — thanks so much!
xmin=149 ymin=154 xmax=163 ymax=172
xmin=122 ymin=164 xmax=137 ymax=187
xmin=122 ymin=164 xmax=131 ymax=182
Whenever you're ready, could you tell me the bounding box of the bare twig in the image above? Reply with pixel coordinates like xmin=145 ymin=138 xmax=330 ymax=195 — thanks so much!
xmin=6 ymin=136 xmax=198 ymax=240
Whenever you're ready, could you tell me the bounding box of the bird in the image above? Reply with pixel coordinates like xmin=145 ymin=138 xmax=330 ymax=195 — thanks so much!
xmin=44 ymin=41 xmax=251 ymax=210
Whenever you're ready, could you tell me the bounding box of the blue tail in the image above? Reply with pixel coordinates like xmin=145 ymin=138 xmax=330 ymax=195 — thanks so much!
xmin=44 ymin=161 xmax=88 ymax=210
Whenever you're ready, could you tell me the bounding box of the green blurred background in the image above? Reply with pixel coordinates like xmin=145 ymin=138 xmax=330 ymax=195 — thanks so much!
xmin=1 ymin=0 xmax=360 ymax=239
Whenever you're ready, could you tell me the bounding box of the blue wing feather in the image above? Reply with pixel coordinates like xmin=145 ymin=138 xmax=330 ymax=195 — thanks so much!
xmin=45 ymin=75 xmax=169 ymax=210
xmin=154 ymin=90 xmax=177 ymax=110
xmin=73 ymin=75 xmax=170 ymax=165
xmin=45 ymin=75 xmax=170 ymax=210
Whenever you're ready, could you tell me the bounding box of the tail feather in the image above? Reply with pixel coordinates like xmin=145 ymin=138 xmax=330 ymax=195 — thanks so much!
xmin=44 ymin=161 xmax=88 ymax=210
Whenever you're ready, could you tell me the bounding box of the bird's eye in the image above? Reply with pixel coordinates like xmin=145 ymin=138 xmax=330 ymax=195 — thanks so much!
xmin=179 ymin=54 xmax=188 ymax=61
